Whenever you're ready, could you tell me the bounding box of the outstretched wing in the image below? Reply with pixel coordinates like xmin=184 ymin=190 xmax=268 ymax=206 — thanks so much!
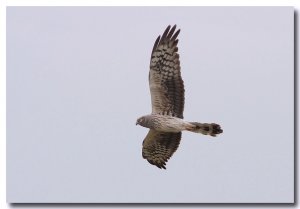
xmin=142 ymin=130 xmax=182 ymax=169
xmin=149 ymin=25 xmax=185 ymax=119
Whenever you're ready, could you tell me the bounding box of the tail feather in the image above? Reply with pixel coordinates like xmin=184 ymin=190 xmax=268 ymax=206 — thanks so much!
xmin=188 ymin=122 xmax=223 ymax=137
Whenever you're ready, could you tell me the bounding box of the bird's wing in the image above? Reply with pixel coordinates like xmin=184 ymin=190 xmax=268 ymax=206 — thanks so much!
xmin=142 ymin=130 xmax=182 ymax=169
xmin=149 ymin=25 xmax=185 ymax=119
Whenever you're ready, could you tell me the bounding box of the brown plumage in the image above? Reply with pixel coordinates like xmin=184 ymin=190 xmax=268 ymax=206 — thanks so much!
xmin=136 ymin=25 xmax=223 ymax=169
xmin=149 ymin=25 xmax=184 ymax=119
xmin=142 ymin=130 xmax=181 ymax=169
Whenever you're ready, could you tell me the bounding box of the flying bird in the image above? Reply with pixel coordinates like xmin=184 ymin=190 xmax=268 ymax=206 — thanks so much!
xmin=136 ymin=25 xmax=223 ymax=169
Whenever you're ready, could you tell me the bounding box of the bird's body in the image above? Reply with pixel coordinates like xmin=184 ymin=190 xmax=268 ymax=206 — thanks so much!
xmin=137 ymin=114 xmax=222 ymax=136
xmin=137 ymin=114 xmax=188 ymax=133
xmin=136 ymin=25 xmax=223 ymax=169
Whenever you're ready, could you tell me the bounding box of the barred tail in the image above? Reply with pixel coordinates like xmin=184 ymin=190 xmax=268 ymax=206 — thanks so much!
xmin=187 ymin=122 xmax=223 ymax=137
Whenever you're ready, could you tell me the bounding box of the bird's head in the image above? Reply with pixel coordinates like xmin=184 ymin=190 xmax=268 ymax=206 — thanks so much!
xmin=136 ymin=116 xmax=146 ymax=127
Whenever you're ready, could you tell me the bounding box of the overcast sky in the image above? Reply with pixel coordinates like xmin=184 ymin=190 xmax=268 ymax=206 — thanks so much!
xmin=7 ymin=7 xmax=294 ymax=203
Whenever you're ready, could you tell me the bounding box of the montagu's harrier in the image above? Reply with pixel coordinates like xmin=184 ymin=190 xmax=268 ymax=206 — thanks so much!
xmin=136 ymin=25 xmax=223 ymax=169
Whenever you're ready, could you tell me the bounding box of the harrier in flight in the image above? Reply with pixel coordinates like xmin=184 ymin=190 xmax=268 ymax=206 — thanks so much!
xmin=136 ymin=25 xmax=223 ymax=169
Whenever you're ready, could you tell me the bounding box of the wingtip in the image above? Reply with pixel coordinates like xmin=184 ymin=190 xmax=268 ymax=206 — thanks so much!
xmin=158 ymin=164 xmax=166 ymax=169
xmin=164 ymin=25 xmax=171 ymax=33
xmin=169 ymin=24 xmax=177 ymax=32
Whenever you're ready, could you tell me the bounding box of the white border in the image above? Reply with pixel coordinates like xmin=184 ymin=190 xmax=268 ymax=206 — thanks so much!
xmin=3 ymin=0 xmax=300 ymax=6
xmin=0 ymin=1 xmax=6 ymax=208
xmin=1 ymin=1 xmax=298 ymax=208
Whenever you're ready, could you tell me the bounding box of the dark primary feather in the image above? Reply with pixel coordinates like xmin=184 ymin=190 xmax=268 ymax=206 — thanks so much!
xmin=149 ymin=25 xmax=185 ymax=119
xmin=142 ymin=130 xmax=182 ymax=169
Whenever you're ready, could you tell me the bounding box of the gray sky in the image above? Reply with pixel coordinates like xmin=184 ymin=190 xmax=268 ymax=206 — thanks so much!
xmin=7 ymin=7 xmax=294 ymax=203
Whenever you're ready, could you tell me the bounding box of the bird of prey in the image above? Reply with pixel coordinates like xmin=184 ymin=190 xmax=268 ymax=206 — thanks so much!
xmin=136 ymin=25 xmax=223 ymax=169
